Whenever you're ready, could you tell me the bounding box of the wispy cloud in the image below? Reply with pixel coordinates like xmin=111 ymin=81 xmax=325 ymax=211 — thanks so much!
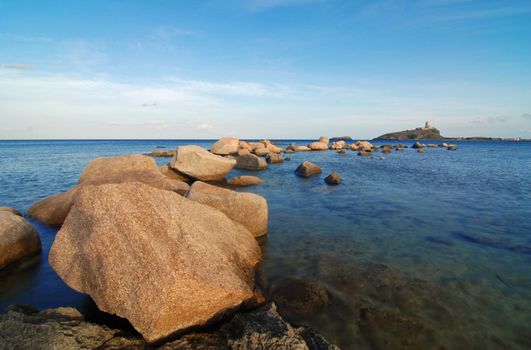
xmin=60 ymin=39 xmax=107 ymax=68
xmin=469 ymin=115 xmax=511 ymax=124
xmin=154 ymin=26 xmax=195 ymax=40
xmin=107 ymin=120 xmax=169 ymax=129
xmin=197 ymin=123 xmax=214 ymax=130
xmin=0 ymin=33 xmax=53 ymax=43
xmin=141 ymin=103 xmax=158 ymax=107
xmin=4 ymin=63 xmax=32 ymax=70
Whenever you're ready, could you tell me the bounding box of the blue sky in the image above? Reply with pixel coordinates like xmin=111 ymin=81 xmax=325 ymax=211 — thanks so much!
xmin=1 ymin=0 xmax=530 ymax=139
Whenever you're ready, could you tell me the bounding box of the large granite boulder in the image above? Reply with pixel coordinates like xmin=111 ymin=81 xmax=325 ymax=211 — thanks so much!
xmin=28 ymin=155 xmax=189 ymax=226
xmin=0 ymin=303 xmax=338 ymax=350
xmin=170 ymin=145 xmax=236 ymax=181
xmin=228 ymin=176 xmax=264 ymax=187
xmin=0 ymin=210 xmax=41 ymax=269
xmin=308 ymin=142 xmax=328 ymax=151
xmin=159 ymin=164 xmax=191 ymax=182
xmin=295 ymin=161 xmax=322 ymax=177
xmin=49 ymin=183 xmax=263 ymax=343
xmin=187 ymin=181 xmax=268 ymax=237
xmin=232 ymin=153 xmax=268 ymax=170
xmin=211 ymin=137 xmax=240 ymax=156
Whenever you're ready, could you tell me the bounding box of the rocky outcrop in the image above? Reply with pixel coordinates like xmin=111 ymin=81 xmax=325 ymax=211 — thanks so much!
xmin=295 ymin=162 xmax=322 ymax=178
xmin=228 ymin=176 xmax=264 ymax=187
xmin=324 ymin=172 xmax=341 ymax=185
xmin=29 ymin=155 xmax=189 ymax=226
xmin=232 ymin=153 xmax=268 ymax=170
xmin=374 ymin=126 xmax=444 ymax=140
xmin=0 ymin=210 xmax=41 ymax=269
xmin=170 ymin=145 xmax=236 ymax=181
xmin=318 ymin=136 xmax=329 ymax=144
xmin=308 ymin=142 xmax=329 ymax=151
xmin=354 ymin=141 xmax=373 ymax=151
xmin=187 ymin=181 xmax=268 ymax=237
xmin=49 ymin=183 xmax=263 ymax=343
xmin=211 ymin=138 xmax=240 ymax=156
xmin=0 ymin=303 xmax=338 ymax=350
xmin=330 ymin=141 xmax=346 ymax=150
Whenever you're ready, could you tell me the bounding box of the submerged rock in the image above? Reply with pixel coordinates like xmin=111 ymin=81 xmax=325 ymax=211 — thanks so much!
xmin=187 ymin=181 xmax=268 ymax=237
xmin=170 ymin=145 xmax=236 ymax=181
xmin=228 ymin=176 xmax=264 ymax=187
xmin=324 ymin=172 xmax=341 ymax=185
xmin=49 ymin=183 xmax=263 ymax=343
xmin=270 ymin=278 xmax=329 ymax=319
xmin=211 ymin=137 xmax=240 ymax=156
xmin=0 ymin=303 xmax=338 ymax=350
xmin=232 ymin=153 xmax=268 ymax=170
xmin=295 ymin=161 xmax=322 ymax=177
xmin=358 ymin=151 xmax=372 ymax=157
xmin=417 ymin=149 xmax=427 ymax=153
xmin=0 ymin=210 xmax=41 ymax=270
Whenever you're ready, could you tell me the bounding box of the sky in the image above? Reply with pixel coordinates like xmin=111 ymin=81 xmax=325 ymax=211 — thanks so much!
xmin=1 ymin=0 xmax=530 ymax=139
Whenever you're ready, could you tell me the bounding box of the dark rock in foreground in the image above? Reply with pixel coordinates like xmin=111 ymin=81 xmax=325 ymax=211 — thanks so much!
xmin=0 ymin=303 xmax=339 ymax=350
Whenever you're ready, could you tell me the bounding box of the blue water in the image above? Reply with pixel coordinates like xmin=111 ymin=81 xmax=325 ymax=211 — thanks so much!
xmin=0 ymin=140 xmax=530 ymax=349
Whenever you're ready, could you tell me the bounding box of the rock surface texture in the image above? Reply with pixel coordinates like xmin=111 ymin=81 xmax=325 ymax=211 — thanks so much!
xmin=211 ymin=138 xmax=240 ymax=156
xmin=0 ymin=210 xmax=41 ymax=269
xmin=28 ymin=155 xmax=189 ymax=226
xmin=187 ymin=181 xmax=268 ymax=237
xmin=48 ymin=182 xmax=263 ymax=343
xmin=0 ymin=303 xmax=339 ymax=350
xmin=170 ymin=145 xmax=237 ymax=181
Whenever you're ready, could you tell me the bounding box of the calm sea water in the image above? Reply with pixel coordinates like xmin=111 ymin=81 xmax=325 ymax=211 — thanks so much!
xmin=0 ymin=140 xmax=530 ymax=349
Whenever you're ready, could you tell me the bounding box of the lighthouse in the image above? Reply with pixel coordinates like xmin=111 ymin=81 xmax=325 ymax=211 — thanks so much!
xmin=424 ymin=121 xmax=433 ymax=130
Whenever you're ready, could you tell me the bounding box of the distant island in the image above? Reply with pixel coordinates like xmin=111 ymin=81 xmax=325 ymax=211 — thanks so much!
xmin=374 ymin=121 xmax=444 ymax=140
xmin=374 ymin=121 xmax=529 ymax=141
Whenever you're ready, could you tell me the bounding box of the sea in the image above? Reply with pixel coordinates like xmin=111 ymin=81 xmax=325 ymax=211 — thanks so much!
xmin=0 ymin=139 xmax=530 ymax=349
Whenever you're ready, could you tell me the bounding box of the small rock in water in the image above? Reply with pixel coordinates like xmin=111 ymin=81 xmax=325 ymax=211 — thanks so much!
xmin=412 ymin=141 xmax=425 ymax=149
xmin=336 ymin=149 xmax=346 ymax=154
xmin=270 ymin=277 xmax=329 ymax=318
xmin=447 ymin=145 xmax=457 ymax=151
xmin=266 ymin=153 xmax=284 ymax=164
xmin=417 ymin=149 xmax=427 ymax=153
xmin=380 ymin=156 xmax=385 ymax=160
xmin=295 ymin=161 xmax=322 ymax=177
xmin=358 ymin=151 xmax=372 ymax=156
xmin=285 ymin=157 xmax=292 ymax=161
xmin=324 ymin=172 xmax=341 ymax=185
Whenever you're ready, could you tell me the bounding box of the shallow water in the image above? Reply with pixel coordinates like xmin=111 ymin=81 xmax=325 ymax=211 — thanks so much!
xmin=0 ymin=140 xmax=530 ymax=349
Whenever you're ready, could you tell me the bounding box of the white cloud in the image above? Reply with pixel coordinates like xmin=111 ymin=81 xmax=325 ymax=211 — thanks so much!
xmin=197 ymin=123 xmax=214 ymax=129
xmin=4 ymin=63 xmax=32 ymax=70
xmin=154 ymin=26 xmax=195 ymax=40
xmin=469 ymin=116 xmax=511 ymax=124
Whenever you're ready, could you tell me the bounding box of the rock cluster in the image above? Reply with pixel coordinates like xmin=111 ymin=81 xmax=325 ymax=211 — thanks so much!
xmin=49 ymin=182 xmax=263 ymax=343
xmin=0 ymin=303 xmax=338 ymax=349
